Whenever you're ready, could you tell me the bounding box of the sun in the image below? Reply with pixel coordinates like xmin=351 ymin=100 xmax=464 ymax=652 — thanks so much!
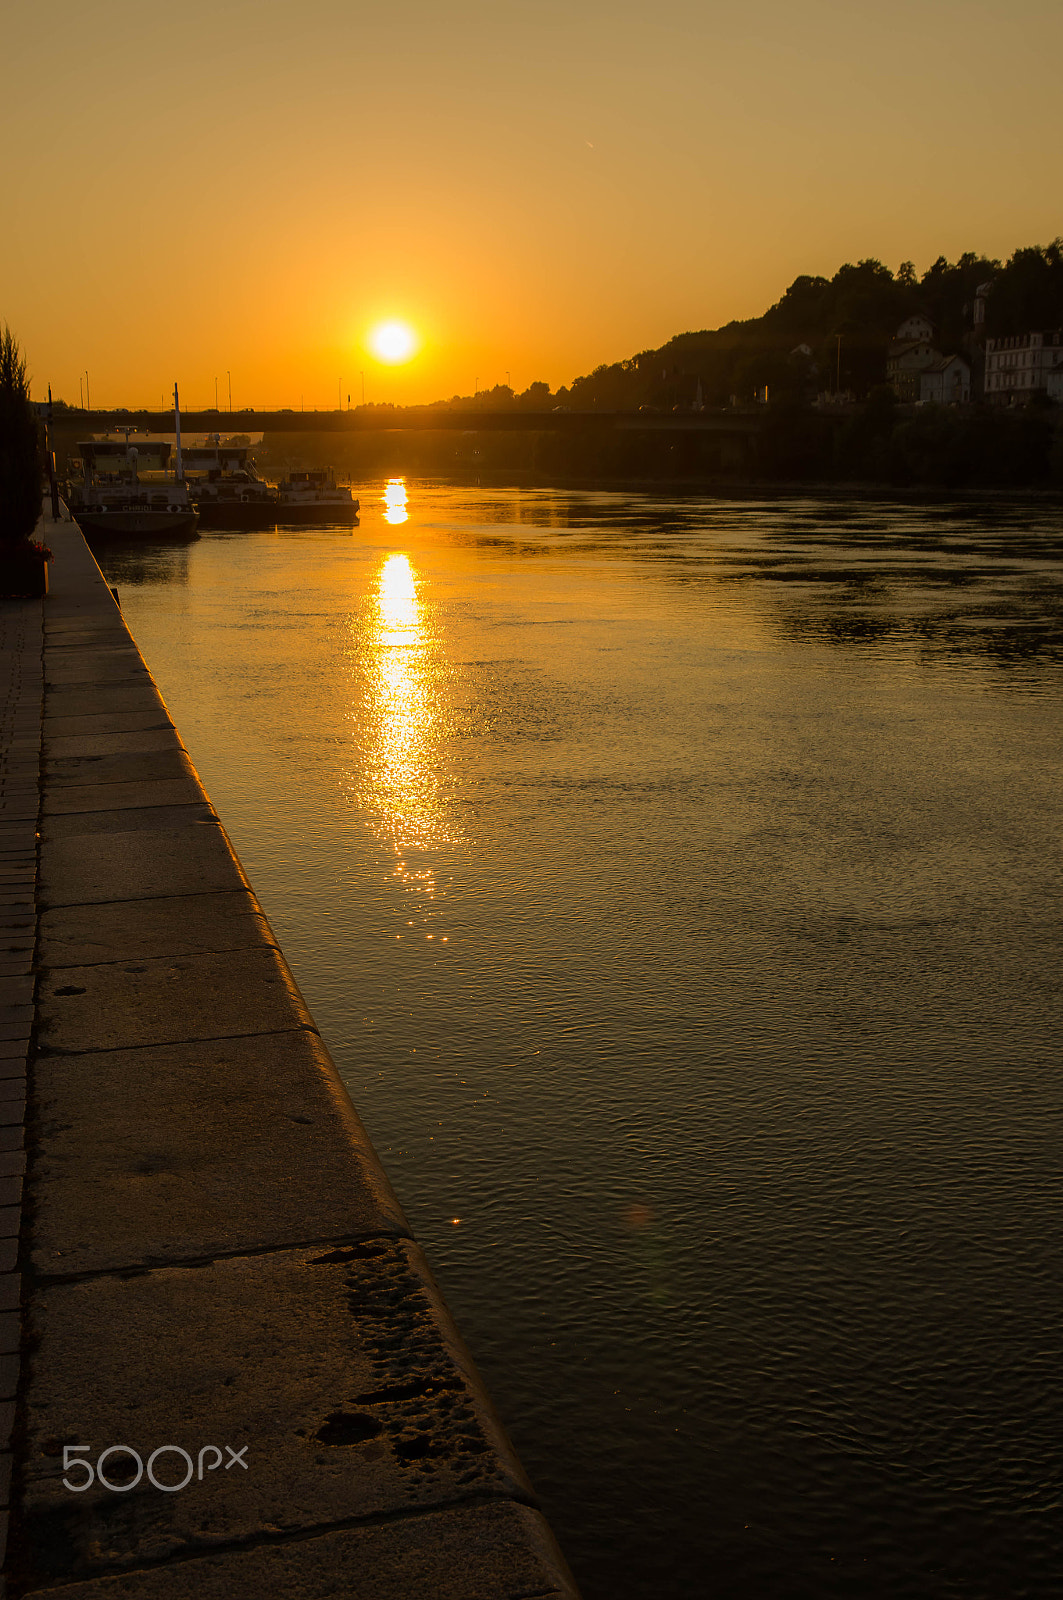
xmin=369 ymin=320 xmax=418 ymax=363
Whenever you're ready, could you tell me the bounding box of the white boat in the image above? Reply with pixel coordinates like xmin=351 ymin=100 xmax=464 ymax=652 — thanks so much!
xmin=273 ymin=469 xmax=360 ymax=524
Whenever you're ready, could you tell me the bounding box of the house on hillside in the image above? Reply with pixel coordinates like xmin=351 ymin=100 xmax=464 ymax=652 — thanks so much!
xmin=984 ymin=330 xmax=1063 ymax=404
xmin=886 ymin=321 xmax=941 ymax=402
xmin=887 ymin=313 xmax=973 ymax=404
xmin=895 ymin=313 xmax=935 ymax=344
xmin=919 ymin=355 xmax=971 ymax=405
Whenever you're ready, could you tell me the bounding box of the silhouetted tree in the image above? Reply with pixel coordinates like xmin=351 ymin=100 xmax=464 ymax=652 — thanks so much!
xmin=918 ymin=251 xmax=1000 ymax=350
xmin=516 ymin=381 xmax=552 ymax=410
xmin=986 ymin=241 xmax=1063 ymax=335
xmin=0 ymin=326 xmax=41 ymax=543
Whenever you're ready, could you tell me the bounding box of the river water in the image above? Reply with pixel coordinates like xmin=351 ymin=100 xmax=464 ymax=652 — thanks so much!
xmin=91 ymin=483 xmax=1063 ymax=1600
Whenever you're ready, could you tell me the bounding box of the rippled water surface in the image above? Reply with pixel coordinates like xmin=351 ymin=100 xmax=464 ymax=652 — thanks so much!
xmin=93 ymin=484 xmax=1063 ymax=1599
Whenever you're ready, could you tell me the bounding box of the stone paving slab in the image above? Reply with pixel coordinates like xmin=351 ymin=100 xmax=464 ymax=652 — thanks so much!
xmin=18 ymin=1501 xmax=574 ymax=1600
xmin=42 ymin=748 xmax=199 ymax=787
xmin=37 ymin=944 xmax=316 ymax=1054
xmin=43 ymin=729 xmax=183 ymax=760
xmin=41 ymin=803 xmax=215 ymax=841
xmin=44 ymin=661 xmax=154 ymax=688
xmin=39 ymin=892 xmax=276 ymax=967
xmin=39 ymin=817 xmax=247 ymax=907
xmin=43 ymin=684 xmax=169 ymax=722
xmin=31 ymin=1030 xmax=407 ymax=1274
xmin=21 ymin=1241 xmax=532 ymax=1585
xmin=43 ymin=711 xmax=173 ymax=740
xmin=42 ymin=776 xmax=206 ymax=818
xmin=35 ymin=625 xmax=128 ymax=643
xmin=45 ymin=647 xmax=144 ymax=673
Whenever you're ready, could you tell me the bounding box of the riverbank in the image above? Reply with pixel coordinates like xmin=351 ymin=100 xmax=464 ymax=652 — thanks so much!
xmin=3 ymin=512 xmax=578 ymax=1598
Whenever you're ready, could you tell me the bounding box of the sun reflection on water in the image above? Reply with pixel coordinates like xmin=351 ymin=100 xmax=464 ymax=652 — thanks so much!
xmin=383 ymin=478 xmax=409 ymax=525
xmin=357 ymin=552 xmax=456 ymax=899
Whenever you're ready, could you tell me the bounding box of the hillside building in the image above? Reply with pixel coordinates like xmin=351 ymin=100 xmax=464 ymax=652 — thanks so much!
xmin=886 ymin=326 xmax=941 ymax=402
xmin=895 ymin=313 xmax=935 ymax=343
xmin=919 ymin=355 xmax=971 ymax=405
xmin=887 ymin=313 xmax=975 ymax=404
xmin=984 ymin=330 xmax=1063 ymax=403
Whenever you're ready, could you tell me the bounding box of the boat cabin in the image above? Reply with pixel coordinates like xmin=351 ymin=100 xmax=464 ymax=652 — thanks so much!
xmin=77 ymin=440 xmax=172 ymax=481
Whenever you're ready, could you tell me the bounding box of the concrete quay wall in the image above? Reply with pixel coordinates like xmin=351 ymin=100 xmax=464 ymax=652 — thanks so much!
xmin=9 ymin=518 xmax=579 ymax=1598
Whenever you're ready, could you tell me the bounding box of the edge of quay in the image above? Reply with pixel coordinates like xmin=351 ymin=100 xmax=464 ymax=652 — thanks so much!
xmin=3 ymin=515 xmax=580 ymax=1599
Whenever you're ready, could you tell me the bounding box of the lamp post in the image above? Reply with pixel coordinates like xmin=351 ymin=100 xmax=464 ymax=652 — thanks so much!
xmin=227 ymin=371 xmax=232 ymax=412
xmin=46 ymin=385 xmax=59 ymax=518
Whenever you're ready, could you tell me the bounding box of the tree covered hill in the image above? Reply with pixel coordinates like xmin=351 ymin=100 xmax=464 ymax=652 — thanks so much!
xmin=492 ymin=242 xmax=1062 ymax=412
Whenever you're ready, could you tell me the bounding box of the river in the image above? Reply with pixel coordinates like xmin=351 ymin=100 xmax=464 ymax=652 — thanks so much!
xmin=91 ymin=481 xmax=1063 ymax=1600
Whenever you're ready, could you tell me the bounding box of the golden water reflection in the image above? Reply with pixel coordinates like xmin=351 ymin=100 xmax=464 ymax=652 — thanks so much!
xmin=359 ymin=552 xmax=454 ymax=888
xmin=383 ymin=478 xmax=409 ymax=525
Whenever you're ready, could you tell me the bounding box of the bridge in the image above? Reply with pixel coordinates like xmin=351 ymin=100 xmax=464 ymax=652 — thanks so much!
xmin=49 ymin=406 xmax=764 ymax=438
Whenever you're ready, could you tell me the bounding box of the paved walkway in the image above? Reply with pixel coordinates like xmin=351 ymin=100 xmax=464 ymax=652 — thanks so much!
xmin=0 ymin=514 xmax=578 ymax=1599
xmin=0 ymin=578 xmax=41 ymax=1594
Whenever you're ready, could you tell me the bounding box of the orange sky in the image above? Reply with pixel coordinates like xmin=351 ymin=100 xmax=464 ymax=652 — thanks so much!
xmin=3 ymin=0 xmax=1061 ymax=408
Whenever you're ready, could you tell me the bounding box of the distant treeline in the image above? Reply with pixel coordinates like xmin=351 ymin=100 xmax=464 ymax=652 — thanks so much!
xmin=549 ymin=242 xmax=1063 ymax=411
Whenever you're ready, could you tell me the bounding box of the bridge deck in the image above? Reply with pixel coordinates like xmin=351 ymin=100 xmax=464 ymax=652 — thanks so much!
xmin=50 ymin=407 xmax=764 ymax=436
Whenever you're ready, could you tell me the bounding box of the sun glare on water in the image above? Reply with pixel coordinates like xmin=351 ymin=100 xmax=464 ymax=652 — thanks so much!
xmin=369 ymin=320 xmax=418 ymax=363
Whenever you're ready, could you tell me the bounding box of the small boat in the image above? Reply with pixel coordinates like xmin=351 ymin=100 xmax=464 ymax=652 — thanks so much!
xmin=273 ymin=469 xmax=360 ymax=524
xmin=65 ymin=384 xmax=198 ymax=539
xmin=185 ymin=443 xmax=279 ymax=529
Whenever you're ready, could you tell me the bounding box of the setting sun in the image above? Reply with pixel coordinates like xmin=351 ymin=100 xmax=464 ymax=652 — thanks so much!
xmin=369 ymin=320 xmax=418 ymax=364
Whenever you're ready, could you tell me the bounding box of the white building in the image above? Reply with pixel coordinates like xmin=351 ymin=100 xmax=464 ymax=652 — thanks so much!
xmin=919 ymin=355 xmax=971 ymax=405
xmin=984 ymin=330 xmax=1063 ymax=403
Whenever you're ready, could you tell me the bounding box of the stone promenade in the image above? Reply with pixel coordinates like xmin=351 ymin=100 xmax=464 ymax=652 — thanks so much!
xmin=0 ymin=513 xmax=578 ymax=1599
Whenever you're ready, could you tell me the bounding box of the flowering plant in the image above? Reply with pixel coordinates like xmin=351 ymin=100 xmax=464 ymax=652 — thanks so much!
xmin=1 ymin=535 xmax=52 ymax=596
